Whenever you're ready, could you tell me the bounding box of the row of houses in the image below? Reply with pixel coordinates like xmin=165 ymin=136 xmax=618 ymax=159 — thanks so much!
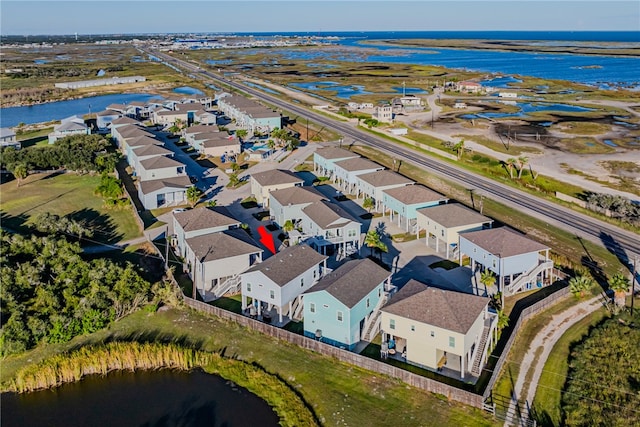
xmin=217 ymin=94 xmax=281 ymax=135
xmin=181 ymin=124 xmax=240 ymax=158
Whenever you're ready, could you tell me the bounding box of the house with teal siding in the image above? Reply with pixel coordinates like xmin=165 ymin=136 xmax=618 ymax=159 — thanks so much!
xmin=303 ymin=258 xmax=392 ymax=350
xmin=332 ymin=157 xmax=384 ymax=195
xmin=382 ymin=185 xmax=448 ymax=232
xmin=313 ymin=147 xmax=359 ymax=179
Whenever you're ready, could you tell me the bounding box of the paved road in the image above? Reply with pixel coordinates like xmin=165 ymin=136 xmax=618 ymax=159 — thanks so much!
xmin=145 ymin=49 xmax=640 ymax=260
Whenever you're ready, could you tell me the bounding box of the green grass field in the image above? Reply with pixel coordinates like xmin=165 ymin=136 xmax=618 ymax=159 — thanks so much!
xmin=0 ymin=172 xmax=142 ymax=243
xmin=1 ymin=307 xmax=499 ymax=427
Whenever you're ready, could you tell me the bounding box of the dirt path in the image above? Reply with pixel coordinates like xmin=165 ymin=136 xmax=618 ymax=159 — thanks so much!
xmin=504 ymin=295 xmax=606 ymax=426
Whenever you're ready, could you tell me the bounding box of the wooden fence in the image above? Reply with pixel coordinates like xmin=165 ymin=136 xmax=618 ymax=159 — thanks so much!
xmin=183 ymin=297 xmax=484 ymax=408
xmin=482 ymin=283 xmax=571 ymax=400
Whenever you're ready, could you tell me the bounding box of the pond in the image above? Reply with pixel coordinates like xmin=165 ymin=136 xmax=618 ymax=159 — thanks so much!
xmin=1 ymin=369 xmax=279 ymax=427
xmin=289 ymin=81 xmax=371 ymax=99
xmin=461 ymin=101 xmax=596 ymax=120
xmin=0 ymin=93 xmax=158 ymax=128
xmin=173 ymin=86 xmax=204 ymax=95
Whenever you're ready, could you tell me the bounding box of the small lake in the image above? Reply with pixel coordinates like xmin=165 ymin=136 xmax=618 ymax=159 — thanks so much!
xmin=479 ymin=76 xmax=523 ymax=88
xmin=461 ymin=101 xmax=596 ymax=119
xmin=0 ymin=93 xmax=158 ymax=128
xmin=173 ymin=86 xmax=204 ymax=95
xmin=289 ymin=81 xmax=371 ymax=99
xmin=1 ymin=369 xmax=279 ymax=427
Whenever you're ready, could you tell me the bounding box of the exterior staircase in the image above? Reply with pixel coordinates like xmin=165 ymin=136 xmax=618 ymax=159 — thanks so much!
xmin=210 ymin=275 xmax=241 ymax=299
xmin=471 ymin=324 xmax=492 ymax=376
xmin=362 ymin=284 xmax=397 ymax=341
xmin=506 ymin=260 xmax=553 ymax=295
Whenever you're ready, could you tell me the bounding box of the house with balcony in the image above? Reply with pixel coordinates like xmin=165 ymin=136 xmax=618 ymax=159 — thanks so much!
xmin=303 ymin=258 xmax=393 ymax=350
xmin=382 ymin=185 xmax=449 ymax=232
xmin=240 ymin=244 xmax=328 ymax=325
xmin=136 ymin=156 xmax=186 ymax=182
xmin=268 ymin=186 xmax=326 ymax=228
xmin=458 ymin=227 xmax=552 ymax=295
xmin=313 ymin=147 xmax=359 ymax=179
xmin=300 ymin=200 xmax=362 ymax=256
xmin=124 ymin=135 xmax=164 ymax=161
xmin=332 ymin=157 xmax=384 ymax=195
xmin=416 ymin=203 xmax=493 ymax=258
xmin=250 ymin=169 xmax=304 ymax=207
xmin=184 ymin=228 xmax=263 ymax=301
xmin=96 ymin=109 xmax=122 ymax=131
xmin=48 ymin=115 xmax=90 ymax=143
xmin=172 ymin=206 xmax=241 ymax=258
xmin=130 ymin=144 xmax=173 ymax=173
xmin=217 ymin=95 xmax=281 ymax=134
xmin=138 ymin=176 xmax=192 ymax=210
xmin=380 ymin=279 xmax=496 ymax=379
xmin=356 ymin=170 xmax=414 ymax=212
xmin=192 ymin=133 xmax=240 ymax=158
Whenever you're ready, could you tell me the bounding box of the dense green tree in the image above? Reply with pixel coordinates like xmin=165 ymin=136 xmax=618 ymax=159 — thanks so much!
xmin=186 ymin=186 xmax=203 ymax=207
xmin=569 ymin=275 xmax=594 ymax=298
xmin=609 ymin=273 xmax=630 ymax=308
xmin=363 ymin=197 xmax=375 ymax=212
xmin=11 ymin=163 xmax=28 ymax=187
xmin=228 ymin=173 xmax=240 ymax=188
xmin=95 ymin=174 xmax=124 ymax=203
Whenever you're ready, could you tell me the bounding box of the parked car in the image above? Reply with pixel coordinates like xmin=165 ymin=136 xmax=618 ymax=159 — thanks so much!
xmin=189 ymin=176 xmax=198 ymax=184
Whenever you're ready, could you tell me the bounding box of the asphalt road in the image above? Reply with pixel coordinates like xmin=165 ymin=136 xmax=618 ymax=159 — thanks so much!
xmin=146 ymin=49 xmax=640 ymax=260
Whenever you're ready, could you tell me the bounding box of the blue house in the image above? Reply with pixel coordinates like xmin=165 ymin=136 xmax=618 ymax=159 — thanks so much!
xmin=382 ymin=185 xmax=448 ymax=232
xmin=303 ymin=258 xmax=392 ymax=350
xmin=313 ymin=147 xmax=359 ymax=179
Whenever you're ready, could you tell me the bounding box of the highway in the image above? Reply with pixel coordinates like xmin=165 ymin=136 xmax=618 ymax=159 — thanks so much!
xmin=147 ymin=49 xmax=640 ymax=260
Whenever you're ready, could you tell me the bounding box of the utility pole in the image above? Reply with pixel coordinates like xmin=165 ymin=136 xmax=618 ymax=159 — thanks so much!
xmin=632 ymin=257 xmax=637 ymax=316
xmin=165 ymin=225 xmax=170 ymax=270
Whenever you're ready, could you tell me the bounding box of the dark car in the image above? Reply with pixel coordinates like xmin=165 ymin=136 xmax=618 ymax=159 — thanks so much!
xmin=189 ymin=176 xmax=198 ymax=184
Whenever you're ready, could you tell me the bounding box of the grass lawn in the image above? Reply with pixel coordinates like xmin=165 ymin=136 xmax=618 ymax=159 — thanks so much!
xmin=0 ymin=172 xmax=142 ymax=243
xmin=1 ymin=307 xmax=498 ymax=427
xmin=531 ymin=307 xmax=609 ymax=427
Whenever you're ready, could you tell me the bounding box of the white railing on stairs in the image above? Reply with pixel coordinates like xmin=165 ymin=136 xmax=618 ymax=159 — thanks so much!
xmin=506 ymin=260 xmax=553 ymax=295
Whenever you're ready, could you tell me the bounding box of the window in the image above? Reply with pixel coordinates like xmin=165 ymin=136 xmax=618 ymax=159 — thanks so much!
xmin=449 ymin=336 xmax=455 ymax=348
xmin=430 ymin=331 xmax=435 ymax=337
xmin=310 ymin=303 xmax=316 ymax=313
xmin=378 ymin=288 xmax=382 ymax=298
xmin=473 ymin=248 xmax=477 ymax=253
xmin=323 ymin=304 xmax=329 ymax=309
xmin=411 ymin=325 xmax=415 ymax=332
xmin=492 ymin=259 xmax=497 ymax=268
xmin=390 ymin=319 xmax=395 ymax=330
xmin=300 ymin=278 xmax=304 ymax=287
xmin=348 ymin=229 xmax=357 ymax=237
xmin=269 ymin=290 xmax=275 ymax=299
xmin=247 ymin=283 xmax=252 ymax=292
xmin=337 ymin=311 xmax=343 ymax=322
xmin=313 ymin=269 xmax=317 ymax=279
xmin=441 ymin=229 xmax=444 ymax=237
xmin=366 ymin=298 xmax=370 ymax=308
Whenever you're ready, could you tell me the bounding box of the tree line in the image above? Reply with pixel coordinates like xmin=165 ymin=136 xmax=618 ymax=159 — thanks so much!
xmin=586 ymin=192 xmax=640 ymax=226
xmin=0 ymin=134 xmax=119 ymax=181
xmin=0 ymin=231 xmax=154 ymax=355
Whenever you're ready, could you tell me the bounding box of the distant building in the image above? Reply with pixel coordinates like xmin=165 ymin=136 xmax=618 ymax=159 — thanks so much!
xmin=456 ymin=81 xmax=482 ymax=94
xmin=0 ymin=128 xmax=20 ymax=149
xmin=454 ymin=102 xmax=467 ymax=109
xmin=48 ymin=115 xmax=90 ymax=143
xmin=55 ymin=76 xmax=145 ymax=89
xmin=498 ymin=92 xmax=518 ymax=98
xmin=373 ymin=105 xmax=393 ymax=123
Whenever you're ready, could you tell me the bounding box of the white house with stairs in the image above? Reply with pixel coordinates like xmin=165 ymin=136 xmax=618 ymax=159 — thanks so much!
xmin=240 ymin=244 xmax=328 ymax=325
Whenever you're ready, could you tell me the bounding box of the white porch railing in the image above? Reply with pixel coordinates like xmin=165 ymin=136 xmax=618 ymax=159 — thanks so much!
xmin=506 ymin=260 xmax=553 ymax=295
xmin=210 ymin=275 xmax=241 ymax=299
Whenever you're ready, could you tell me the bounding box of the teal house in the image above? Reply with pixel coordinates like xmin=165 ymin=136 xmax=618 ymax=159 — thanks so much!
xmin=382 ymin=185 xmax=448 ymax=232
xmin=313 ymin=147 xmax=359 ymax=179
xmin=303 ymin=258 xmax=392 ymax=350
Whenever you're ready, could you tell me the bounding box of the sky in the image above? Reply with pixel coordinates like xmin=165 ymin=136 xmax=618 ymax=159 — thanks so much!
xmin=2 ymin=1 xmax=639 ymax=35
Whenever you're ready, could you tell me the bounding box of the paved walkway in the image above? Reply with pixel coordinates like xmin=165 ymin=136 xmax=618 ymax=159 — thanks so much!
xmin=504 ymin=294 xmax=607 ymax=426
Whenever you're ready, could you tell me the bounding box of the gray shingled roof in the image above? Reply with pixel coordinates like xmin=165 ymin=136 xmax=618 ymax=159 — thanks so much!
xmin=192 ymin=131 xmax=224 ymax=141
xmin=110 ymin=117 xmax=140 ymax=126
xmin=174 ymin=206 xmax=240 ymax=232
xmin=302 ymin=200 xmax=360 ymax=229
xmin=460 ymin=227 xmax=548 ymax=258
xmin=305 ymin=258 xmax=391 ymax=308
xmin=357 ymin=170 xmax=414 ymax=188
xmin=244 ymin=244 xmax=327 ymax=286
xmin=381 ymin=279 xmax=489 ymax=334
xmin=127 ymin=135 xmax=163 ymax=147
xmin=269 ymin=186 xmax=326 ymax=206
xmin=383 ymin=185 xmax=447 ymax=205
xmin=334 ymin=157 xmax=384 ymax=173
xmin=132 ymin=145 xmax=173 ymax=157
xmin=140 ymin=156 xmax=184 ymax=170
xmin=139 ymin=176 xmax=191 ymax=194
xmin=315 ymin=147 xmax=360 ymax=160
xmin=251 ymin=169 xmax=303 ymax=186
xmin=117 ymin=126 xmax=152 ymax=138
xmin=203 ymin=138 xmax=239 ymax=148
xmin=416 ymin=203 xmax=492 ymax=228
xmin=96 ymin=109 xmax=120 ymax=117
xmin=0 ymin=128 xmax=16 ymax=138
xmin=185 ymin=124 xmax=218 ymax=135
xmin=186 ymin=228 xmax=262 ymax=263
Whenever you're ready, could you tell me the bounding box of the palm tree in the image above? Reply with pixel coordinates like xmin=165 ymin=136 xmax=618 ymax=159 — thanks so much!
xmin=517 ymin=156 xmax=529 ymax=179
xmin=364 ymin=230 xmax=381 ymax=257
xmin=480 ymin=270 xmax=496 ymax=291
xmin=453 ymin=139 xmax=465 ymax=160
xmin=283 ymin=220 xmax=295 ymax=233
xmin=363 ymin=196 xmax=375 ymax=212
xmin=12 ymin=163 xmax=28 ymax=187
xmin=497 ymin=309 xmax=509 ymax=331
xmin=206 ymin=199 xmax=217 ymax=207
xmin=228 ymin=173 xmax=240 ymax=188
xmin=186 ymin=186 xmax=203 ymax=208
xmin=609 ymin=273 xmax=630 ymax=308
xmin=505 ymin=158 xmax=517 ymax=179
xmin=569 ymin=275 xmax=594 ymax=298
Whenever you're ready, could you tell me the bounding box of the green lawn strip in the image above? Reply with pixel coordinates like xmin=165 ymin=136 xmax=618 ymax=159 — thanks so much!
xmin=491 ymin=296 xmax=586 ymax=406
xmin=452 ymin=133 xmax=542 ymax=155
xmin=351 ymin=145 xmax=624 ymax=277
xmin=1 ymin=308 xmax=498 ymax=427
xmin=530 ymin=307 xmax=609 ymax=427
xmin=0 ymin=172 xmax=142 ymax=243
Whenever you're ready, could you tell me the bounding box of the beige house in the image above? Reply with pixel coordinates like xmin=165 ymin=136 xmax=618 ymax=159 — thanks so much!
xmin=250 ymin=169 xmax=304 ymax=207
xmin=415 ymin=203 xmax=493 ymax=258
xmin=380 ymin=279 xmax=496 ymax=379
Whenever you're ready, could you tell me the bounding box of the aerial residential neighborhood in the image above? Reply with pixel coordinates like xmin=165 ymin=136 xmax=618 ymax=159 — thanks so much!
xmin=1 ymin=4 xmax=639 ymax=426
